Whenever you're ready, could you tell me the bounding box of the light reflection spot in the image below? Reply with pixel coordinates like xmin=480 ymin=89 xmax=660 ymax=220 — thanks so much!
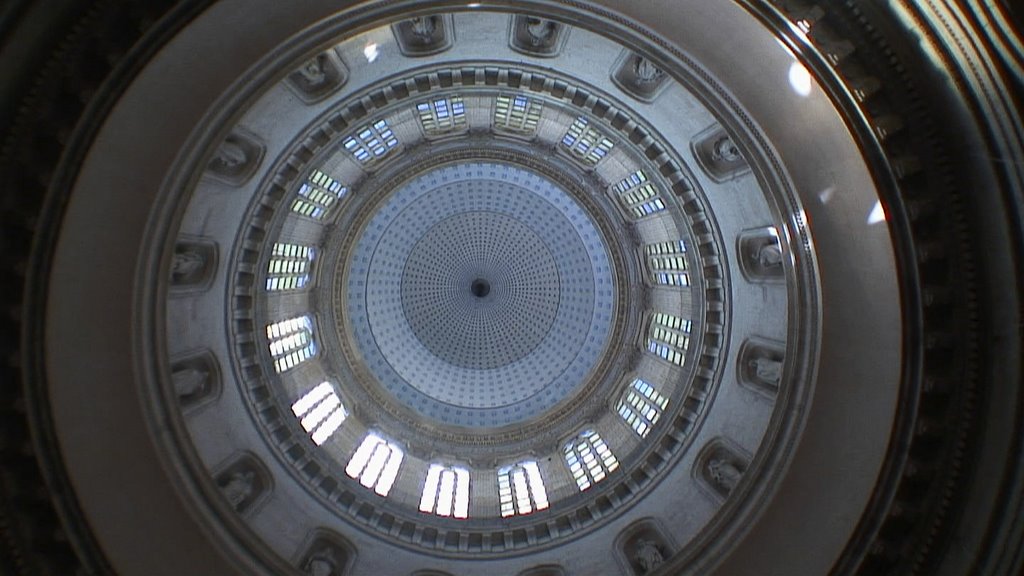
xmin=788 ymin=62 xmax=812 ymax=97
xmin=868 ymin=201 xmax=886 ymax=224
xmin=363 ymin=43 xmax=379 ymax=63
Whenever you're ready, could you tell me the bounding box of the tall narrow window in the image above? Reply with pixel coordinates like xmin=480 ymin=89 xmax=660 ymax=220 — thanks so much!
xmin=647 ymin=313 xmax=692 ymax=367
xmin=291 ymin=169 xmax=347 ymax=220
xmin=419 ymin=464 xmax=470 ymax=519
xmin=267 ymin=315 xmax=317 ymax=373
xmin=345 ymin=433 xmax=404 ymax=497
xmin=564 ymin=430 xmax=619 ymax=491
xmin=644 ymin=240 xmax=689 ymax=286
xmin=417 ymin=96 xmax=466 ymax=135
xmin=561 ymin=116 xmax=613 ymax=166
xmin=494 ymin=94 xmax=542 ymax=134
xmin=342 ymin=119 xmax=398 ymax=163
xmin=617 ymin=379 xmax=669 ymax=438
xmin=291 ymin=381 xmax=348 ymax=446
xmin=497 ymin=461 xmax=549 ymax=517
xmin=266 ymin=243 xmax=315 ymax=291
xmin=613 ymin=170 xmax=665 ymax=219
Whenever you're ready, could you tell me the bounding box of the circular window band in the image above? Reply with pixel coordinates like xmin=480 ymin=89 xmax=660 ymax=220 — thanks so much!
xmin=327 ymin=142 xmax=641 ymax=455
xmin=225 ymin=64 xmax=734 ymax=553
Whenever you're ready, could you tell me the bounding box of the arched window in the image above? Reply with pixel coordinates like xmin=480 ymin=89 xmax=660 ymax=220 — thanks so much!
xmin=345 ymin=433 xmax=404 ymax=497
xmin=416 ymin=96 xmax=467 ymax=135
xmin=562 ymin=116 xmax=613 ymax=166
xmin=342 ymin=119 xmax=398 ymax=164
xmin=290 ymin=382 xmax=348 ymax=446
xmin=613 ymin=170 xmax=666 ymax=219
xmin=493 ymin=93 xmax=542 ymax=134
xmin=617 ymin=378 xmax=668 ymax=438
xmin=497 ymin=461 xmax=549 ymax=517
xmin=564 ymin=430 xmax=619 ymax=491
xmin=419 ymin=464 xmax=470 ymax=519
xmin=266 ymin=242 xmax=315 ymax=291
xmin=646 ymin=312 xmax=692 ymax=367
xmin=291 ymin=169 xmax=347 ymax=220
xmin=267 ymin=315 xmax=317 ymax=373
xmin=644 ymin=240 xmax=689 ymax=287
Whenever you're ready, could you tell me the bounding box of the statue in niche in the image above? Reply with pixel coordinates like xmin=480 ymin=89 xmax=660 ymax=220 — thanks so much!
xmin=211 ymin=138 xmax=248 ymax=170
xmin=756 ymin=242 xmax=784 ymax=269
xmin=304 ymin=547 xmax=338 ymax=576
xmin=634 ymin=538 xmax=665 ymax=574
xmin=750 ymin=356 xmax=783 ymax=385
xmin=172 ymin=366 xmax=208 ymax=400
xmin=633 ymin=56 xmax=663 ymax=85
xmin=171 ymin=249 xmax=206 ymax=283
xmin=525 ymin=17 xmax=557 ymax=46
xmin=296 ymin=57 xmax=327 ymax=87
xmin=707 ymin=457 xmax=742 ymax=493
xmin=712 ymin=136 xmax=741 ymax=163
xmin=409 ymin=16 xmax=437 ymax=42
xmin=221 ymin=470 xmax=255 ymax=509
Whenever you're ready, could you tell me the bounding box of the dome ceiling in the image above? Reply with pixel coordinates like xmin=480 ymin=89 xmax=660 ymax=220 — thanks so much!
xmin=153 ymin=5 xmax=829 ymax=572
xmin=7 ymin=0 xmax=1022 ymax=575
xmin=148 ymin=5 xmax=838 ymax=570
xmin=348 ymin=160 xmax=614 ymax=426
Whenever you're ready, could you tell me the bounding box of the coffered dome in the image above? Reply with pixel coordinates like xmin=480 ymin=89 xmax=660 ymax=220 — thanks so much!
xmin=2 ymin=1 xmax=1022 ymax=575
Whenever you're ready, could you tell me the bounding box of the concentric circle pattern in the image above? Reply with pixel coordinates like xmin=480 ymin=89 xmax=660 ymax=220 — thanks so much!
xmin=346 ymin=161 xmax=615 ymax=427
xmin=7 ymin=0 xmax=1020 ymax=573
xmin=402 ymin=211 xmax=560 ymax=370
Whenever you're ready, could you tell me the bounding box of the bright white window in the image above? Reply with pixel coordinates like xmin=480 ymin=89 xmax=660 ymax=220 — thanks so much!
xmin=497 ymin=461 xmax=549 ymax=517
xmin=291 ymin=381 xmax=348 ymax=446
xmin=267 ymin=315 xmax=317 ymax=373
xmin=291 ymin=169 xmax=347 ymax=220
xmin=494 ymin=94 xmax=542 ymax=134
xmin=417 ymin=96 xmax=466 ymax=135
xmin=345 ymin=433 xmax=404 ymax=497
xmin=617 ymin=379 xmax=669 ymax=438
xmin=343 ymin=119 xmax=398 ymax=163
xmin=564 ymin=430 xmax=619 ymax=491
xmin=644 ymin=240 xmax=689 ymax=287
xmin=266 ymin=243 xmax=315 ymax=291
xmin=419 ymin=464 xmax=470 ymax=519
xmin=561 ymin=116 xmax=613 ymax=166
xmin=647 ymin=313 xmax=692 ymax=367
xmin=613 ymin=170 xmax=666 ymax=219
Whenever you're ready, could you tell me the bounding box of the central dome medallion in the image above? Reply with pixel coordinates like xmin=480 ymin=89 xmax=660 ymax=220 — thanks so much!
xmin=345 ymin=160 xmax=615 ymax=428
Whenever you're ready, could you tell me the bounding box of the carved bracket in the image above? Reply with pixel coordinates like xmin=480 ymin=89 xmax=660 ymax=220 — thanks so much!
xmin=214 ymin=453 xmax=271 ymax=516
xmin=694 ymin=439 xmax=750 ymax=501
xmin=298 ymin=529 xmax=356 ymax=576
xmin=614 ymin=518 xmax=675 ymax=576
xmin=692 ymin=123 xmax=750 ymax=182
xmin=509 ymin=15 xmax=569 ymax=57
xmin=170 ymin=238 xmax=217 ymax=292
xmin=738 ymin=338 xmax=786 ymax=397
xmin=612 ymin=50 xmax=670 ymax=102
xmin=392 ymin=15 xmax=454 ymax=57
xmin=169 ymin=350 xmax=221 ymax=410
xmin=286 ymin=49 xmax=349 ymax=103
xmin=205 ymin=128 xmax=265 ymax=185
xmin=737 ymin=226 xmax=786 ymax=282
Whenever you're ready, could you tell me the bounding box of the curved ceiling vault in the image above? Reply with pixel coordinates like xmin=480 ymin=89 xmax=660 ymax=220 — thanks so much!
xmin=1 ymin=1 xmax=1022 ymax=575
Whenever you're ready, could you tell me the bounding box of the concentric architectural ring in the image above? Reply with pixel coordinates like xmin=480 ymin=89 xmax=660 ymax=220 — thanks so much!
xmin=36 ymin=0 xmax=1024 ymax=574
xmin=5 ymin=0 xmax=1023 ymax=574
xmin=348 ymin=160 xmax=615 ymax=426
xmin=402 ymin=211 xmax=561 ymax=371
